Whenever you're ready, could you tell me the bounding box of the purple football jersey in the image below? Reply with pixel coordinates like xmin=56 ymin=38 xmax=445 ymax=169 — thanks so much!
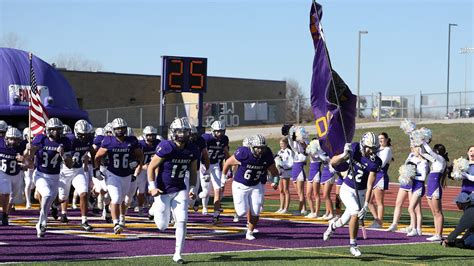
xmin=0 ymin=138 xmax=24 ymax=176
xmin=342 ymin=142 xmax=382 ymax=190
xmin=32 ymin=134 xmax=72 ymax=175
xmin=192 ymin=135 xmax=207 ymax=167
xmin=139 ymin=139 xmax=160 ymax=165
xmin=202 ymin=133 xmax=229 ymax=164
xmin=101 ymin=136 xmax=139 ymax=177
xmin=154 ymin=140 xmax=200 ymax=194
xmin=233 ymin=146 xmax=275 ymax=187
xmin=66 ymin=134 xmax=93 ymax=169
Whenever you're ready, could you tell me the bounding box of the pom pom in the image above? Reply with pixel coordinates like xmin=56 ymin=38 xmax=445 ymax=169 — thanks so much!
xmin=306 ymin=139 xmax=321 ymax=156
xmin=409 ymin=129 xmax=425 ymax=147
xmin=274 ymin=155 xmax=283 ymax=169
xmin=419 ymin=127 xmax=432 ymax=143
xmin=398 ymin=164 xmax=416 ymax=186
xmin=294 ymin=126 xmax=309 ymax=143
xmin=453 ymin=157 xmax=469 ymax=173
xmin=400 ymin=119 xmax=416 ymax=135
xmin=452 ymin=157 xmax=469 ymax=181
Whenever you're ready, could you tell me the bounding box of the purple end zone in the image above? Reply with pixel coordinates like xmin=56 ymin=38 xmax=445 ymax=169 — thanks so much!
xmin=0 ymin=210 xmax=428 ymax=263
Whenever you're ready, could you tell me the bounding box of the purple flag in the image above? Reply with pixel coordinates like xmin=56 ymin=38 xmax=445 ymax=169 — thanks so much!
xmin=310 ymin=3 xmax=357 ymax=158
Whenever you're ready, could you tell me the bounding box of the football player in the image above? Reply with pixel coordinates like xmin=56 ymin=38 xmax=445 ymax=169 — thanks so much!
xmin=0 ymin=127 xmax=25 ymax=225
xmin=25 ymin=118 xmax=73 ymax=238
xmin=200 ymin=120 xmax=230 ymax=224
xmin=22 ymin=127 xmax=35 ymax=209
xmin=94 ymin=118 xmax=143 ymax=234
xmin=323 ymin=132 xmax=382 ymax=257
xmin=58 ymin=120 xmax=95 ymax=231
xmin=222 ymin=134 xmax=280 ymax=240
xmin=147 ymin=117 xmax=199 ymax=264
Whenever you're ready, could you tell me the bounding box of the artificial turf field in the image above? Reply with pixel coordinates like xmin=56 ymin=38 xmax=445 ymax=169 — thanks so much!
xmin=1 ymin=196 xmax=472 ymax=265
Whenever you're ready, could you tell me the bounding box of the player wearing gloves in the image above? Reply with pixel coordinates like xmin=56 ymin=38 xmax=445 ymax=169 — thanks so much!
xmin=323 ymin=132 xmax=382 ymax=257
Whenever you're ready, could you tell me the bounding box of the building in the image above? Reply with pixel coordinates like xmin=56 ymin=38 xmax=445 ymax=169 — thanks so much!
xmin=59 ymin=70 xmax=287 ymax=128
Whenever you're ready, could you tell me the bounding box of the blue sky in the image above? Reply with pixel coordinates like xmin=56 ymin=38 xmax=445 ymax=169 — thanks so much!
xmin=1 ymin=0 xmax=472 ymax=99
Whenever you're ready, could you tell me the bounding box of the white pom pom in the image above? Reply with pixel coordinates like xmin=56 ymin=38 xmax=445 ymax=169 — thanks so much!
xmin=295 ymin=126 xmax=309 ymax=143
xmin=400 ymin=119 xmax=416 ymax=135
xmin=306 ymin=139 xmax=321 ymax=156
xmin=274 ymin=155 xmax=283 ymax=169
xmin=398 ymin=164 xmax=416 ymax=186
xmin=451 ymin=171 xmax=463 ymax=181
xmin=453 ymin=157 xmax=469 ymax=173
xmin=419 ymin=127 xmax=432 ymax=143
xmin=409 ymin=130 xmax=425 ymax=147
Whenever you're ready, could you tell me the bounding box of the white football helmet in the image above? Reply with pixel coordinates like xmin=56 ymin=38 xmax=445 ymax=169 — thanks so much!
xmin=5 ymin=127 xmax=22 ymax=147
xmin=111 ymin=118 xmax=127 ymax=137
xmin=242 ymin=136 xmax=252 ymax=147
xmin=104 ymin=123 xmax=113 ymax=135
xmin=95 ymin=127 xmax=105 ymax=137
xmin=360 ymin=132 xmax=379 ymax=155
xmin=74 ymin=119 xmax=94 ymax=138
xmin=169 ymin=117 xmax=192 ymax=143
xmin=250 ymin=134 xmax=267 ymax=157
xmin=45 ymin=118 xmax=64 ymax=139
xmin=0 ymin=120 xmax=7 ymax=133
xmin=63 ymin=124 xmax=72 ymax=135
xmin=23 ymin=127 xmax=31 ymax=140
xmin=211 ymin=120 xmax=225 ymax=138
xmin=142 ymin=125 xmax=158 ymax=136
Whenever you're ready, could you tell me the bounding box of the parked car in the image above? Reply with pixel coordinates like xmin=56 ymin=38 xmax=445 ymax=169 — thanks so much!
xmin=452 ymin=108 xmax=474 ymax=118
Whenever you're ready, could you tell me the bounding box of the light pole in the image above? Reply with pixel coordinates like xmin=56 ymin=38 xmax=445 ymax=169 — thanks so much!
xmin=357 ymin=30 xmax=368 ymax=119
xmin=446 ymin=23 xmax=457 ymax=116
xmin=460 ymin=47 xmax=474 ymax=109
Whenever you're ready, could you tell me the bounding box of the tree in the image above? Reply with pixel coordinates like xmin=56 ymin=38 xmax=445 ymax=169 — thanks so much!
xmin=52 ymin=53 xmax=103 ymax=72
xmin=286 ymin=79 xmax=312 ymax=123
xmin=0 ymin=32 xmax=26 ymax=49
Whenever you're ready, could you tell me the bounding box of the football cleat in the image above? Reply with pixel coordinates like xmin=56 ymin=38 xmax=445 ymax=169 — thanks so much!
xmin=233 ymin=214 xmax=239 ymax=223
xmin=245 ymin=231 xmax=256 ymax=241
xmin=81 ymin=222 xmax=93 ymax=232
xmin=60 ymin=214 xmax=69 ymax=223
xmin=173 ymin=254 xmax=185 ymax=264
xmin=350 ymin=244 xmax=362 ymax=257
xmin=212 ymin=215 xmax=222 ymax=225
xmin=36 ymin=223 xmax=46 ymax=238
xmin=323 ymin=220 xmax=335 ymax=241
xmin=113 ymin=223 xmax=123 ymax=235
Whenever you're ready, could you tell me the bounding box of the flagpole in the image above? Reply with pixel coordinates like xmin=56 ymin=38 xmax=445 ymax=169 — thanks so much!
xmin=28 ymin=52 xmax=33 ymax=143
xmin=311 ymin=0 xmax=367 ymax=239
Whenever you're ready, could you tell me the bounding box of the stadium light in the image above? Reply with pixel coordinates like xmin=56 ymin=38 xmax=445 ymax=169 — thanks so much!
xmin=357 ymin=30 xmax=368 ymax=119
xmin=460 ymin=47 xmax=474 ymax=108
xmin=446 ymin=23 xmax=457 ymax=116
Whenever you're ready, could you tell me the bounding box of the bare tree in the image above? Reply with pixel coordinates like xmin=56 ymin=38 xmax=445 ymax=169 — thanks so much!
xmin=286 ymin=78 xmax=312 ymax=123
xmin=0 ymin=32 xmax=26 ymax=49
xmin=52 ymin=53 xmax=103 ymax=72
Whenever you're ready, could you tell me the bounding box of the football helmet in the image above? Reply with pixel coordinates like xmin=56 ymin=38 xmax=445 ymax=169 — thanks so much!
xmin=169 ymin=117 xmax=192 ymax=143
xmin=111 ymin=118 xmax=127 ymax=137
xmin=63 ymin=124 xmax=72 ymax=135
xmin=104 ymin=123 xmax=113 ymax=135
xmin=211 ymin=120 xmax=225 ymax=138
xmin=360 ymin=132 xmax=379 ymax=156
xmin=23 ymin=127 xmax=31 ymax=140
xmin=94 ymin=127 xmax=105 ymax=137
xmin=45 ymin=118 xmax=64 ymax=139
xmin=250 ymin=134 xmax=267 ymax=157
xmin=74 ymin=119 xmax=94 ymax=140
xmin=5 ymin=127 xmax=22 ymax=147
xmin=0 ymin=120 xmax=7 ymax=134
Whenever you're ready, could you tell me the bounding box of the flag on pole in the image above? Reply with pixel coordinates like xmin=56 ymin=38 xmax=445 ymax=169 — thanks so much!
xmin=29 ymin=53 xmax=49 ymax=136
xmin=309 ymin=2 xmax=357 ymax=157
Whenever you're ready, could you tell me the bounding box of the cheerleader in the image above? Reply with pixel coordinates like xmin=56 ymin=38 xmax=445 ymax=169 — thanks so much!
xmin=368 ymin=132 xmax=393 ymax=228
xmin=407 ymin=147 xmax=429 ymax=236
xmin=275 ymin=137 xmax=294 ymax=214
xmin=288 ymin=126 xmax=308 ymax=216
xmin=461 ymin=146 xmax=474 ymax=195
xmin=305 ymin=139 xmax=327 ymax=218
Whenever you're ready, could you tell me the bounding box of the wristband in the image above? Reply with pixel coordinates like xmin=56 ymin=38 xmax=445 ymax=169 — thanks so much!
xmin=148 ymin=181 xmax=157 ymax=191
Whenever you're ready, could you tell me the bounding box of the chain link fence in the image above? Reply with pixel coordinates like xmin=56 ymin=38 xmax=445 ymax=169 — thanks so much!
xmin=85 ymin=90 xmax=473 ymax=129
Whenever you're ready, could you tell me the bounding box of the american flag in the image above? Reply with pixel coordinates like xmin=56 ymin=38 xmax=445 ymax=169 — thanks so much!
xmin=29 ymin=53 xmax=49 ymax=136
